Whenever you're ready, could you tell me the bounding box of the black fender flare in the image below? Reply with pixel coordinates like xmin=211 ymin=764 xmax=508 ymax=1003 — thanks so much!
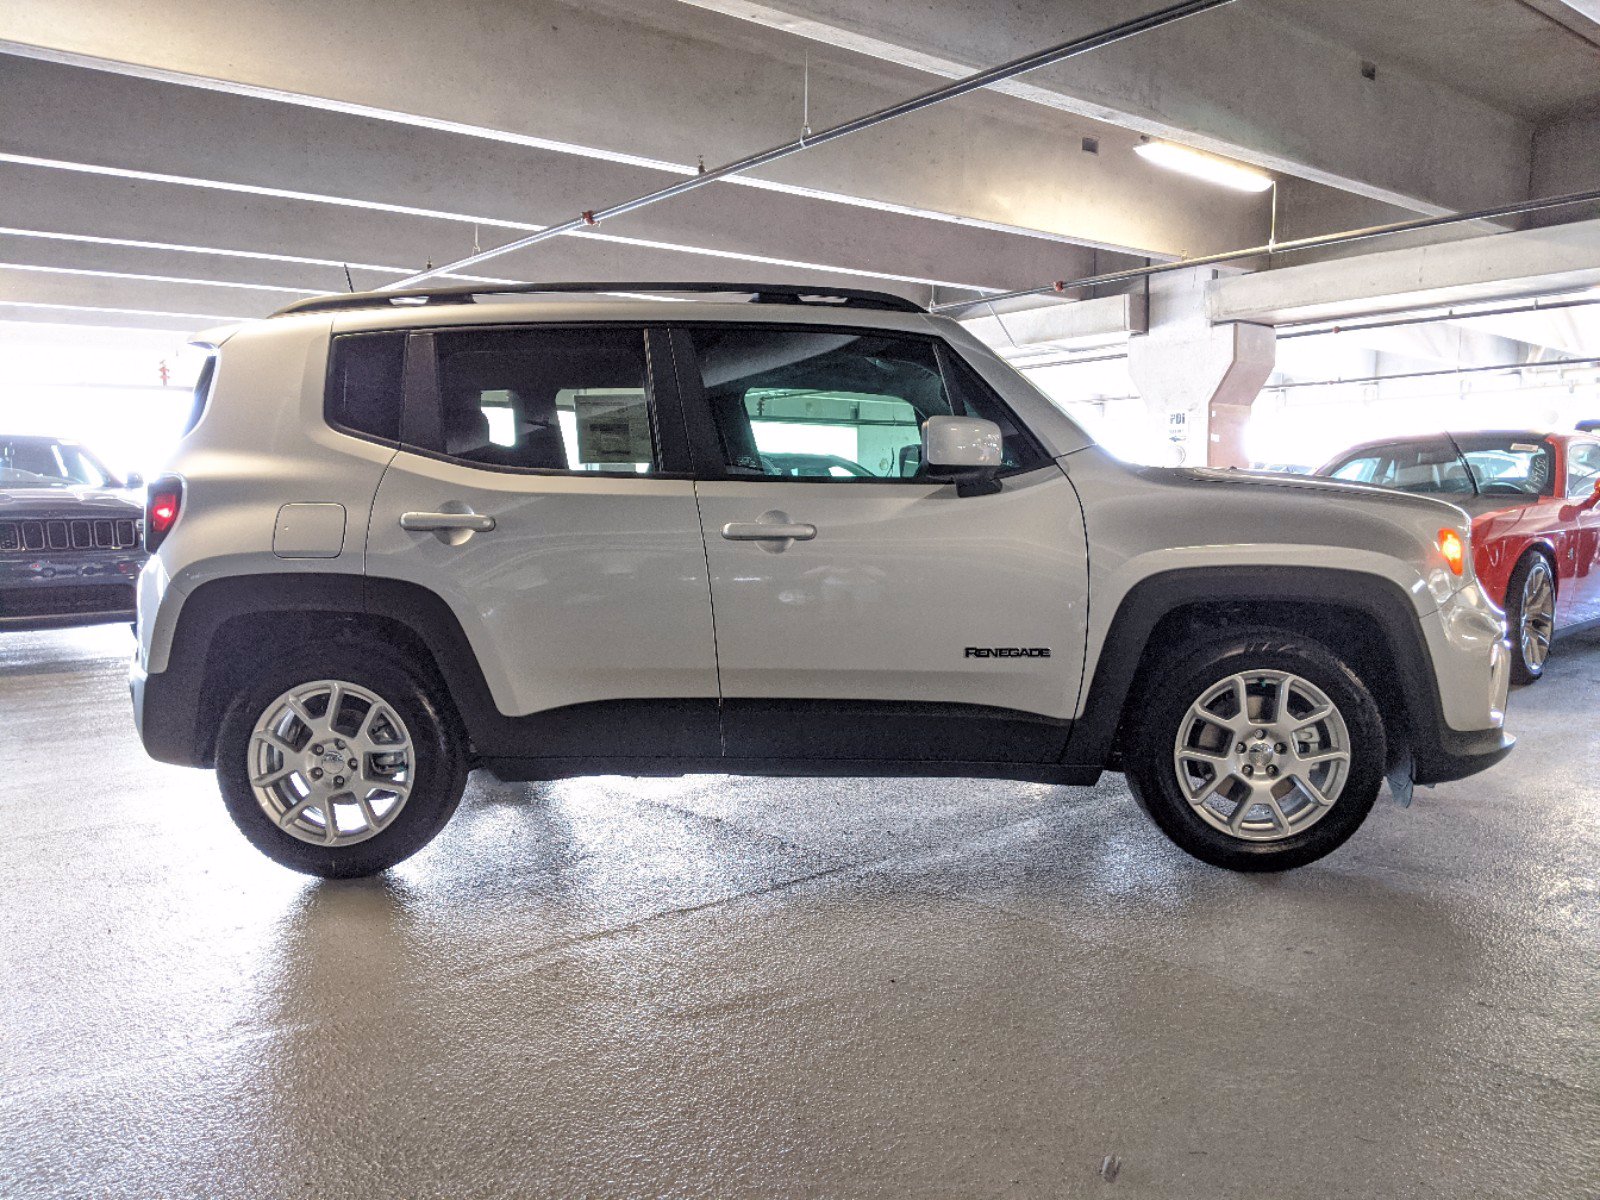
xmin=141 ymin=573 xmax=500 ymax=766
xmin=1061 ymin=566 xmax=1503 ymax=785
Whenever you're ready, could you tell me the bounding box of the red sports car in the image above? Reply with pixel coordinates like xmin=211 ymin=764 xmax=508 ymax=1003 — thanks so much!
xmin=1319 ymin=430 xmax=1600 ymax=683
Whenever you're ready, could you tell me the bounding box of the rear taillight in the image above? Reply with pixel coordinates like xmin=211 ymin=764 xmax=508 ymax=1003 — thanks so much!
xmin=145 ymin=477 xmax=184 ymax=551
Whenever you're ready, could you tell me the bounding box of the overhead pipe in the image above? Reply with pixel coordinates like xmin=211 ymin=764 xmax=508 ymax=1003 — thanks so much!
xmin=1276 ymin=293 xmax=1600 ymax=338
xmin=1264 ymin=354 xmax=1600 ymax=391
xmin=383 ymin=0 xmax=1239 ymax=289
xmin=931 ymin=188 xmax=1600 ymax=312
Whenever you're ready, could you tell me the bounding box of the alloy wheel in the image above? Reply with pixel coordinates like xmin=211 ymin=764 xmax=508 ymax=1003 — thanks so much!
xmin=1172 ymin=670 xmax=1351 ymax=842
xmin=247 ymin=679 xmax=415 ymax=847
xmin=1518 ymin=559 xmax=1555 ymax=674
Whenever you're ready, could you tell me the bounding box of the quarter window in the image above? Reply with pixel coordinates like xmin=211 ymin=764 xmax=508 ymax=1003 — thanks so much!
xmin=327 ymin=332 xmax=405 ymax=443
xmin=683 ymin=327 xmax=1042 ymax=479
xmin=431 ymin=327 xmax=656 ymax=473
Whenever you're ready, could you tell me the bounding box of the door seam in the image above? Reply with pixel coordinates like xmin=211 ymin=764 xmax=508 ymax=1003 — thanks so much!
xmin=692 ymin=481 xmax=728 ymax=756
xmin=359 ymin=448 xmax=400 ymax=609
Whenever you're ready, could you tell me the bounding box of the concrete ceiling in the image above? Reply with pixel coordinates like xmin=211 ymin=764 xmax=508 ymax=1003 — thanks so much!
xmin=0 ymin=0 xmax=1591 ymax=334
xmin=1266 ymin=0 xmax=1600 ymax=121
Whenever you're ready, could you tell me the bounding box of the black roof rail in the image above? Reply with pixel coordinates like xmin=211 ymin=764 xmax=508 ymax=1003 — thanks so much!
xmin=272 ymin=281 xmax=926 ymax=317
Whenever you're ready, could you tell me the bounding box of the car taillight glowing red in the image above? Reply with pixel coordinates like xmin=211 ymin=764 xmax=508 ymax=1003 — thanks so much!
xmin=145 ymin=478 xmax=183 ymax=551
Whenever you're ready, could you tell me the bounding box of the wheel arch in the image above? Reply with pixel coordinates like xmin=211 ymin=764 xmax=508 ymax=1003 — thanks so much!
xmin=1516 ymin=540 xmax=1559 ymax=584
xmin=141 ymin=573 xmax=497 ymax=767
xmin=1065 ymin=567 xmax=1442 ymax=779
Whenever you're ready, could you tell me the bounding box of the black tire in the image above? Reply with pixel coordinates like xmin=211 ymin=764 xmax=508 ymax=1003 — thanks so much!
xmin=1504 ymin=552 xmax=1556 ymax=686
xmin=215 ymin=642 xmax=468 ymax=877
xmin=1122 ymin=628 xmax=1386 ymax=872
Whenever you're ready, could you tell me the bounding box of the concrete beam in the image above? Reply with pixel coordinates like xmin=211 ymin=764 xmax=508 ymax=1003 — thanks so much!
xmin=957 ymin=294 xmax=1146 ymax=357
xmin=1521 ymin=0 xmax=1600 ymax=44
xmin=669 ymin=0 xmax=1533 ymax=215
xmin=0 ymin=265 xmax=268 ymax=323
xmin=0 ymin=56 xmax=1118 ymax=299
xmin=1208 ymin=218 xmax=1600 ymax=326
xmin=1441 ymin=306 xmax=1600 ymax=359
xmin=1530 ymin=106 xmax=1600 ymax=214
xmin=0 ymin=0 xmax=1269 ymax=260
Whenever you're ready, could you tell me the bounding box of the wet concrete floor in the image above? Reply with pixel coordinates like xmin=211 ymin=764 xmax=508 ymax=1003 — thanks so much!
xmin=1 ymin=624 xmax=1597 ymax=1198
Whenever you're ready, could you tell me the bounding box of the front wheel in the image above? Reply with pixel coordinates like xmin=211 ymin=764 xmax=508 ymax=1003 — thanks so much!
xmin=1505 ymin=552 xmax=1556 ymax=685
xmin=215 ymin=645 xmax=468 ymax=877
xmin=1123 ymin=630 xmax=1386 ymax=872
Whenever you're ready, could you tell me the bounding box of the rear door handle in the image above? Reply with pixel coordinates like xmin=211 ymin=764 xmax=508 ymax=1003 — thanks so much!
xmin=721 ymin=521 xmax=817 ymax=541
xmin=400 ymin=511 xmax=496 ymax=533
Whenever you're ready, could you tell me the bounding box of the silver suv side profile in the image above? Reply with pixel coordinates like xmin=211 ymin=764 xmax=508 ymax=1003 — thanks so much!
xmin=130 ymin=283 xmax=1514 ymax=877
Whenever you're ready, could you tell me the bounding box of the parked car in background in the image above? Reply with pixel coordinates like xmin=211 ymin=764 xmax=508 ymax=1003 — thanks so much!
xmin=0 ymin=436 xmax=146 ymax=631
xmin=1319 ymin=430 xmax=1600 ymax=683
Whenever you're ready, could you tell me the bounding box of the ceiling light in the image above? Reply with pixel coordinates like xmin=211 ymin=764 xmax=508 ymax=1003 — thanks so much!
xmin=1134 ymin=141 xmax=1274 ymax=192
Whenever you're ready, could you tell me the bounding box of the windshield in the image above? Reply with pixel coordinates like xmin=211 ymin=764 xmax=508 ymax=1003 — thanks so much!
xmin=1323 ymin=433 xmax=1555 ymax=498
xmin=0 ymin=439 xmax=115 ymax=490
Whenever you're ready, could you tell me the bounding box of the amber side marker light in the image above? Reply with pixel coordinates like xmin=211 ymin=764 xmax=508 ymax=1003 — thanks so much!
xmin=1438 ymin=528 xmax=1466 ymax=575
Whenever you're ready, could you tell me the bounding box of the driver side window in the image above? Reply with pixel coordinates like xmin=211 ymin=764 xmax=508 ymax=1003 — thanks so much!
xmin=683 ymin=326 xmax=1042 ymax=480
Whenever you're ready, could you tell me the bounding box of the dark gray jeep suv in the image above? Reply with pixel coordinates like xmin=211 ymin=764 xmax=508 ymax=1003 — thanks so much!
xmin=0 ymin=436 xmax=146 ymax=631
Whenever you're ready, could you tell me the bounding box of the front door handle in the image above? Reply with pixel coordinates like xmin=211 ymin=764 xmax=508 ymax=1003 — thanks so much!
xmin=720 ymin=510 xmax=816 ymax=553
xmin=400 ymin=511 xmax=496 ymax=533
xmin=721 ymin=521 xmax=817 ymax=541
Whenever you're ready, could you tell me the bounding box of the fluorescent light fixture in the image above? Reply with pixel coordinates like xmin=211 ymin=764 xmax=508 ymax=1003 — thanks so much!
xmin=1133 ymin=141 xmax=1273 ymax=192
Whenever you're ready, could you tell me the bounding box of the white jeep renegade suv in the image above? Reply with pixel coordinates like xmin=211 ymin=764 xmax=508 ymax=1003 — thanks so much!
xmin=130 ymin=282 xmax=1514 ymax=877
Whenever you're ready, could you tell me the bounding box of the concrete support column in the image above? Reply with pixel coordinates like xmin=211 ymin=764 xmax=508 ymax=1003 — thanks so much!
xmin=1127 ymin=268 xmax=1275 ymax=467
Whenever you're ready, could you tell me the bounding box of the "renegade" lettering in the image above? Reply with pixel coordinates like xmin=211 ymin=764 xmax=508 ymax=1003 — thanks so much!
xmin=965 ymin=647 xmax=1051 ymax=658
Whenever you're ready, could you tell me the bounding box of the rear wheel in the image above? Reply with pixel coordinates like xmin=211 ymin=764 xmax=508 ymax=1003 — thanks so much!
xmin=1123 ymin=630 xmax=1385 ymax=871
xmin=215 ymin=644 xmax=467 ymax=877
xmin=1505 ymin=552 xmax=1555 ymax=685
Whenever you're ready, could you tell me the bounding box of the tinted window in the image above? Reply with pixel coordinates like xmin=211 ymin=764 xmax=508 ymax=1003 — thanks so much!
xmin=432 ymin=327 xmax=655 ymax=473
xmin=1569 ymin=443 xmax=1600 ymax=498
xmin=327 ymin=332 xmax=406 ymax=443
xmin=685 ymin=327 xmax=1041 ymax=479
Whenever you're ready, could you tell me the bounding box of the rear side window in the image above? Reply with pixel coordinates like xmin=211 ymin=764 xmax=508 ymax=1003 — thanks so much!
xmin=683 ymin=326 xmax=1044 ymax=480
xmin=430 ymin=326 xmax=657 ymax=474
xmin=327 ymin=332 xmax=406 ymax=443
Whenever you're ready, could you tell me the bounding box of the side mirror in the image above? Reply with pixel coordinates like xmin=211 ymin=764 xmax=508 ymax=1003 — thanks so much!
xmin=922 ymin=416 xmax=1003 ymax=497
xmin=123 ymin=472 xmax=145 ymax=490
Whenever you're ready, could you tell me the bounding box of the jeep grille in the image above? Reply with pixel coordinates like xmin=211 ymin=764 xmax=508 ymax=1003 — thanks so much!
xmin=0 ymin=518 xmax=141 ymax=553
